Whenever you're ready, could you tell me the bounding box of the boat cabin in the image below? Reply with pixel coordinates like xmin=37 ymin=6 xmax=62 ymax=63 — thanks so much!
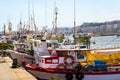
xmin=37 ymin=49 xmax=87 ymax=69
xmin=13 ymin=42 xmax=32 ymax=53
xmin=47 ymin=40 xmax=60 ymax=49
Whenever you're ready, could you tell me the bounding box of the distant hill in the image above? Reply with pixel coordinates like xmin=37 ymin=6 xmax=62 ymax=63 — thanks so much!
xmin=80 ymin=20 xmax=120 ymax=27
xmin=76 ymin=20 xmax=120 ymax=34
xmin=1 ymin=20 xmax=120 ymax=35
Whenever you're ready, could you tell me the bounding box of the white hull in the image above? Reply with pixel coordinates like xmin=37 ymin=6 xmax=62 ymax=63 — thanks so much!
xmin=26 ymin=65 xmax=120 ymax=80
xmin=9 ymin=50 xmax=35 ymax=65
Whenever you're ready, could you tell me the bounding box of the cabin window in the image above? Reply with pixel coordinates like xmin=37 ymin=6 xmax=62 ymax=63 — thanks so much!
xmin=53 ymin=43 xmax=59 ymax=48
xmin=80 ymin=46 xmax=86 ymax=48
xmin=68 ymin=51 xmax=74 ymax=55
xmin=47 ymin=43 xmax=51 ymax=47
xmin=39 ymin=59 xmax=44 ymax=63
xmin=45 ymin=59 xmax=52 ymax=64
xmin=57 ymin=51 xmax=67 ymax=57
xmin=45 ymin=58 xmax=59 ymax=64
xmin=42 ymin=59 xmax=44 ymax=63
xmin=52 ymin=59 xmax=58 ymax=64
xmin=77 ymin=51 xmax=85 ymax=59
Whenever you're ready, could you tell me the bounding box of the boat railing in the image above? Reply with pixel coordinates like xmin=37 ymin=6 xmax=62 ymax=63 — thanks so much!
xmin=91 ymin=44 xmax=120 ymax=50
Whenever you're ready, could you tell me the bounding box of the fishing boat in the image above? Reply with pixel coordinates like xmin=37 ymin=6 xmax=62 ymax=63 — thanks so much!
xmin=25 ymin=47 xmax=120 ymax=80
xmin=25 ymin=35 xmax=89 ymax=80
xmin=25 ymin=28 xmax=120 ymax=79
xmin=6 ymin=39 xmax=35 ymax=66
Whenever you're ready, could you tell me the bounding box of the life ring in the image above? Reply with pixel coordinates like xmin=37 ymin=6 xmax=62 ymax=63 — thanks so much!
xmin=64 ymin=55 xmax=74 ymax=66
xmin=56 ymin=63 xmax=66 ymax=70
xmin=20 ymin=44 xmax=25 ymax=48
xmin=75 ymin=72 xmax=84 ymax=80
xmin=65 ymin=73 xmax=73 ymax=80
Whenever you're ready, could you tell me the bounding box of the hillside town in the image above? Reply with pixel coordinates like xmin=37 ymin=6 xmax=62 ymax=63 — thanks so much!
xmin=54 ymin=20 xmax=120 ymax=36
xmin=77 ymin=20 xmax=120 ymax=36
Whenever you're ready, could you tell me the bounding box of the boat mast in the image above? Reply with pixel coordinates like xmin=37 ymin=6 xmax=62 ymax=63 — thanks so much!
xmin=73 ymin=0 xmax=76 ymax=44
xmin=32 ymin=0 xmax=37 ymax=32
xmin=28 ymin=0 xmax=30 ymax=30
xmin=45 ymin=0 xmax=47 ymax=28
xmin=55 ymin=6 xmax=58 ymax=36
xmin=53 ymin=1 xmax=58 ymax=36
xmin=74 ymin=0 xmax=76 ymax=34
xmin=3 ymin=24 xmax=6 ymax=35
xmin=8 ymin=21 xmax=12 ymax=38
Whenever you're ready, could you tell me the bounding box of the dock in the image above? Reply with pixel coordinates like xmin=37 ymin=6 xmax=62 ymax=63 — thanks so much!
xmin=0 ymin=56 xmax=37 ymax=80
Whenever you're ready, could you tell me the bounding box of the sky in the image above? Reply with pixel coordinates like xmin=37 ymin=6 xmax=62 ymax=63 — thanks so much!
xmin=0 ymin=0 xmax=120 ymax=31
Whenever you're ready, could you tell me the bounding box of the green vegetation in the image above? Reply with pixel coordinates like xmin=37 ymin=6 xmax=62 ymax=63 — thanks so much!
xmin=75 ymin=36 xmax=91 ymax=43
xmin=46 ymin=35 xmax=64 ymax=43
xmin=74 ymin=35 xmax=91 ymax=49
xmin=0 ymin=43 xmax=14 ymax=50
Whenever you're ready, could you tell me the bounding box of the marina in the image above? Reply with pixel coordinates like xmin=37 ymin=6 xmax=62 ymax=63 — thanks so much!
xmin=1 ymin=34 xmax=120 ymax=80
xmin=1 ymin=35 xmax=120 ymax=80
xmin=0 ymin=0 xmax=120 ymax=80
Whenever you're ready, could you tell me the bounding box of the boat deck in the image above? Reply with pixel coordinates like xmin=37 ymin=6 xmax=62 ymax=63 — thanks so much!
xmin=0 ymin=56 xmax=37 ymax=80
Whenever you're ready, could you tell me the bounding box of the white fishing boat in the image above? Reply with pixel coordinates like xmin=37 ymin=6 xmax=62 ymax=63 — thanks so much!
xmin=6 ymin=32 xmax=60 ymax=66
xmin=6 ymin=40 xmax=35 ymax=66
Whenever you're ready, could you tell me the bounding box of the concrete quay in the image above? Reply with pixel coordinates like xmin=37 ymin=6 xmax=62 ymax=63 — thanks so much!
xmin=0 ymin=56 xmax=37 ymax=80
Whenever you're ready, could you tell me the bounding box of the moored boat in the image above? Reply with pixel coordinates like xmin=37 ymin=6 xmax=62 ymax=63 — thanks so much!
xmin=6 ymin=40 xmax=35 ymax=66
xmin=25 ymin=48 xmax=120 ymax=80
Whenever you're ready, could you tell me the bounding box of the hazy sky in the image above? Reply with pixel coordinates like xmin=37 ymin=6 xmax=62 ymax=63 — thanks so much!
xmin=0 ymin=0 xmax=120 ymax=31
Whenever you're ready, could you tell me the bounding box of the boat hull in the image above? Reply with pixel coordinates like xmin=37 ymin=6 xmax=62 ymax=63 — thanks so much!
xmin=26 ymin=64 xmax=120 ymax=80
xmin=9 ymin=50 xmax=35 ymax=65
